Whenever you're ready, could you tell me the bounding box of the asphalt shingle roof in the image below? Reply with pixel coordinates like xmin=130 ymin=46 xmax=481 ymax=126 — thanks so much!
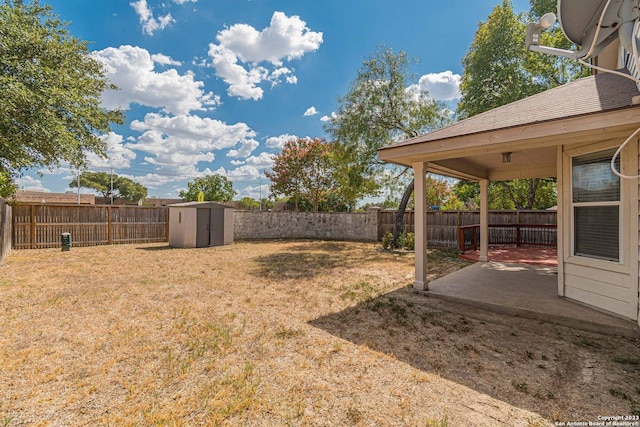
xmin=384 ymin=70 xmax=640 ymax=149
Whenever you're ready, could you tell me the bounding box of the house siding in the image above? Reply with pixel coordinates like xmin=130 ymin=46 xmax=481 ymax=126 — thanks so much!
xmin=564 ymin=263 xmax=634 ymax=317
xmin=637 ymin=139 xmax=640 ymax=327
xmin=562 ymin=138 xmax=639 ymax=321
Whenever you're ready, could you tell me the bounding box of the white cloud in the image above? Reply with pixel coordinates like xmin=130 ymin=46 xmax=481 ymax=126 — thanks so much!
xmin=236 ymin=183 xmax=269 ymax=200
xmin=304 ymin=106 xmax=318 ymax=116
xmin=245 ymin=152 xmax=274 ymax=169
xmin=128 ymin=113 xmax=258 ymax=178
xmin=151 ymin=53 xmax=182 ymax=66
xmin=265 ymin=134 xmax=298 ymax=149
xmin=130 ymin=0 xmax=174 ymax=35
xmin=173 ymin=0 xmax=196 ymax=3
xmin=93 ymin=45 xmax=219 ymax=115
xmin=269 ymin=67 xmax=294 ymax=87
xmin=208 ymin=45 xmax=268 ymax=100
xmin=320 ymin=112 xmax=337 ymax=122
xmin=214 ymin=165 xmax=261 ymax=182
xmin=207 ymin=11 xmax=322 ymax=100
xmin=227 ymin=139 xmax=259 ymax=158
xmin=414 ymin=71 xmax=461 ymax=101
xmin=16 ymin=176 xmax=51 ymax=192
xmin=128 ymin=173 xmax=177 ymax=190
xmin=85 ymin=132 xmax=137 ymax=169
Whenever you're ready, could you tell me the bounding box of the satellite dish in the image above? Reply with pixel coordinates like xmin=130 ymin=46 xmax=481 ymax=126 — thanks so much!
xmin=527 ymin=0 xmax=639 ymax=60
xmin=559 ymin=0 xmax=623 ymax=58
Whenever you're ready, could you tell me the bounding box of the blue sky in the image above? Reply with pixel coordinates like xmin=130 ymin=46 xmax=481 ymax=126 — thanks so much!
xmin=20 ymin=0 xmax=530 ymax=200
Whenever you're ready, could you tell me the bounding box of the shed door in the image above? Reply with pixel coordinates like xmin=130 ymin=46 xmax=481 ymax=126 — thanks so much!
xmin=196 ymin=208 xmax=210 ymax=247
xmin=210 ymin=208 xmax=224 ymax=246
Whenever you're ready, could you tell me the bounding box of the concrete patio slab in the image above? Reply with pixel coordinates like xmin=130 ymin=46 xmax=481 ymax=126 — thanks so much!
xmin=426 ymin=261 xmax=640 ymax=338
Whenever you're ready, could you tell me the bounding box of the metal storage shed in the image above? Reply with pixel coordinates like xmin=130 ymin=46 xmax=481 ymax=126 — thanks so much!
xmin=168 ymin=202 xmax=234 ymax=248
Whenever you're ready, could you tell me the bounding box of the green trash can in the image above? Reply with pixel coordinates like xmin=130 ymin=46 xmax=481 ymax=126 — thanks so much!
xmin=61 ymin=232 xmax=71 ymax=251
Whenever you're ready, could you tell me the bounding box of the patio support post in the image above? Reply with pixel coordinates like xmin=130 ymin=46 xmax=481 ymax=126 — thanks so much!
xmin=413 ymin=161 xmax=428 ymax=290
xmin=479 ymin=179 xmax=489 ymax=262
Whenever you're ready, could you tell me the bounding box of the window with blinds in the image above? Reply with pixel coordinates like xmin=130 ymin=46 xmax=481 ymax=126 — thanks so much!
xmin=571 ymin=149 xmax=620 ymax=262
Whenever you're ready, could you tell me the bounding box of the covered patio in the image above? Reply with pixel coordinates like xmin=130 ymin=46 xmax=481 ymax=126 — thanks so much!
xmin=378 ymin=71 xmax=640 ymax=328
xmin=426 ymin=260 xmax=639 ymax=338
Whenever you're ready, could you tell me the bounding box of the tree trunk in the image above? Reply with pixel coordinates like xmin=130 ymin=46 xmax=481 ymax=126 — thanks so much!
xmin=393 ymin=179 xmax=414 ymax=248
xmin=526 ymin=178 xmax=540 ymax=210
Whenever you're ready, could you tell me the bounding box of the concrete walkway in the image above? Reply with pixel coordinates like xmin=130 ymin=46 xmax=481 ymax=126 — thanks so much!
xmin=426 ymin=261 xmax=640 ymax=338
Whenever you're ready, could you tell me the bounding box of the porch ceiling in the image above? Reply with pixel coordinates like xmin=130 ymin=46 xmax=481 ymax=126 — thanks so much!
xmin=426 ymin=145 xmax=558 ymax=181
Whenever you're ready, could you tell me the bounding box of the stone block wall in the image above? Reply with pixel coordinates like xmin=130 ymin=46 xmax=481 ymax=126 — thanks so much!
xmin=234 ymin=208 xmax=380 ymax=242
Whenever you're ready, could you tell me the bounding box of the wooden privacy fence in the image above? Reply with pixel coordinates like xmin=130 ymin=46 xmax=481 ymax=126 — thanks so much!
xmin=12 ymin=204 xmax=169 ymax=249
xmin=378 ymin=209 xmax=557 ymax=248
xmin=0 ymin=198 xmax=10 ymax=263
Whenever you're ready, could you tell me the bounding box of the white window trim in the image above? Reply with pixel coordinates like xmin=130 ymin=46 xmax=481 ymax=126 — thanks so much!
xmin=569 ymin=150 xmax=623 ymax=265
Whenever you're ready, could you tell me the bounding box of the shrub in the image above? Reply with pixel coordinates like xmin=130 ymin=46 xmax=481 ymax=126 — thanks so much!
xmin=404 ymin=232 xmax=415 ymax=250
xmin=381 ymin=231 xmax=414 ymax=250
xmin=381 ymin=232 xmax=393 ymax=250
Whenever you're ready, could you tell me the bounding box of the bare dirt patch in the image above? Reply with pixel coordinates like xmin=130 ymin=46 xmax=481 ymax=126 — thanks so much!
xmin=0 ymin=240 xmax=638 ymax=426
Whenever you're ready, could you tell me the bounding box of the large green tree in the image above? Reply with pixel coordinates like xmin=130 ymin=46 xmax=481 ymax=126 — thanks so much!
xmin=456 ymin=0 xmax=588 ymax=209
xmin=0 ymin=0 xmax=124 ymax=198
xmin=179 ymin=174 xmax=236 ymax=203
xmin=69 ymin=171 xmax=147 ymax=203
xmin=453 ymin=178 xmax=556 ymax=210
xmin=457 ymin=0 xmax=588 ymax=119
xmin=324 ymin=46 xmax=449 ymax=243
xmin=266 ymin=137 xmax=338 ymax=212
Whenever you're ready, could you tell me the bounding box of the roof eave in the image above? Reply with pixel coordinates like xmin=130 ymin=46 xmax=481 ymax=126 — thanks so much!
xmin=378 ymin=106 xmax=640 ymax=168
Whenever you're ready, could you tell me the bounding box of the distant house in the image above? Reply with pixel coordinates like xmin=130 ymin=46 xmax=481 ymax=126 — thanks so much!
xmin=95 ymin=197 xmax=185 ymax=207
xmin=15 ymin=190 xmax=95 ymax=205
xmin=273 ymin=201 xmax=295 ymax=211
xmin=378 ymin=43 xmax=640 ymax=328
xmin=141 ymin=198 xmax=184 ymax=207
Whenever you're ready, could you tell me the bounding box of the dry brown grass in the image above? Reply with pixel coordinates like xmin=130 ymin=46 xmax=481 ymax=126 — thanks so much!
xmin=0 ymin=240 xmax=638 ymax=426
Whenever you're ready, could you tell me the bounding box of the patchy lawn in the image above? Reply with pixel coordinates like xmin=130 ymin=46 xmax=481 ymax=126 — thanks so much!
xmin=0 ymin=241 xmax=638 ymax=426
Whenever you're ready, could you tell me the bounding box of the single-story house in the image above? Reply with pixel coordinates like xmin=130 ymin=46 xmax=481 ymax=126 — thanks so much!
xmin=378 ymin=50 xmax=640 ymax=328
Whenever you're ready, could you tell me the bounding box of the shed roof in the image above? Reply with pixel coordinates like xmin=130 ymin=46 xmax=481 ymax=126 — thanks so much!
xmin=168 ymin=201 xmax=234 ymax=209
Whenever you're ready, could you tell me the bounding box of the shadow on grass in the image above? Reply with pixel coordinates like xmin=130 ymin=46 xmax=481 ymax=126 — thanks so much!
xmin=136 ymin=245 xmax=175 ymax=251
xmin=251 ymin=251 xmax=347 ymax=279
xmin=287 ymin=241 xmax=353 ymax=253
xmin=249 ymin=240 xmax=390 ymax=279
xmin=308 ymin=286 xmax=640 ymax=421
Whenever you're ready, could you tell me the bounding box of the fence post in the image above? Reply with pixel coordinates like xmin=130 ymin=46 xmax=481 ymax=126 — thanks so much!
xmin=107 ymin=206 xmax=112 ymax=245
xmin=30 ymin=204 xmax=36 ymax=249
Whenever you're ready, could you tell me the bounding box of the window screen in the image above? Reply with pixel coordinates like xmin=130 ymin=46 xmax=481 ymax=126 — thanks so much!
xmin=571 ymin=150 xmax=620 ymax=262
xmin=574 ymin=206 xmax=619 ymax=261
xmin=572 ymin=151 xmax=620 ymax=203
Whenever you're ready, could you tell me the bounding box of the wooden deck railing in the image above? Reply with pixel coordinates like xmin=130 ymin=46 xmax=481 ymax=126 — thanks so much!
xmin=458 ymin=223 xmax=557 ymax=253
